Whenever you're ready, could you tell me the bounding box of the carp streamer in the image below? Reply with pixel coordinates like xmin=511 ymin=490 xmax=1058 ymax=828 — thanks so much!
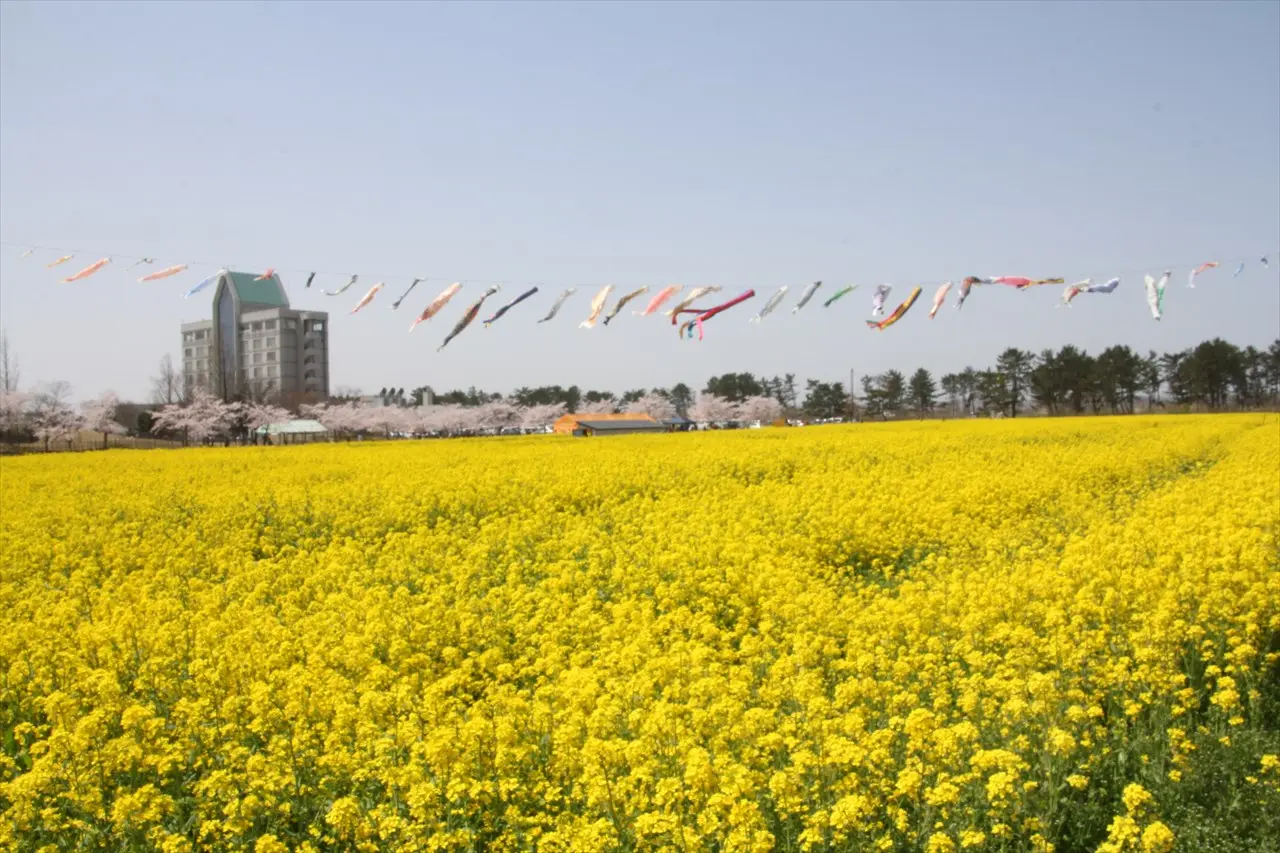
xmin=439 ymin=286 xmax=499 ymax=351
xmin=1059 ymin=277 xmax=1119 ymax=307
xmin=1145 ymin=271 xmax=1171 ymax=320
xmin=139 ymin=264 xmax=188 ymax=282
xmin=305 ymin=272 xmax=317 ymax=289
xmin=391 ymin=278 xmax=422 ymax=309
xmin=823 ymin=285 xmax=857 ymax=308
xmin=667 ymin=286 xmax=721 ymax=318
xmin=580 ymin=285 xmax=615 ymax=328
xmin=128 ymin=258 xmax=154 ymax=269
xmin=46 ymin=255 xmax=73 ymax=268
xmin=183 ymin=270 xmax=224 ymax=298
xmin=602 ymin=287 xmax=649 ymax=325
xmin=255 ymin=268 xmax=275 ymax=281
xmin=323 ymin=274 xmax=359 ymax=296
xmin=637 ymin=286 xmax=681 ymax=316
xmin=538 ymin=288 xmax=576 ymax=323
xmin=410 ymin=282 xmax=462 ymax=331
xmin=929 ymin=281 xmax=953 ymax=318
xmin=871 ymin=285 xmax=892 ymax=316
xmin=350 ymin=282 xmax=384 ymax=314
xmin=751 ymin=286 xmax=789 ymax=323
xmin=993 ymin=276 xmax=1065 ymax=289
xmin=1233 ymin=262 xmax=1245 ymax=278
xmin=61 ymin=257 xmax=110 ymax=283
xmin=1187 ymin=261 xmax=1218 ymax=288
xmin=867 ymin=286 xmax=921 ymax=331
xmin=675 ymin=289 xmax=756 ymax=340
xmin=957 ymin=276 xmax=992 ymax=310
xmin=791 ymin=281 xmax=822 ymax=313
xmin=484 ymin=286 xmax=539 ymax=327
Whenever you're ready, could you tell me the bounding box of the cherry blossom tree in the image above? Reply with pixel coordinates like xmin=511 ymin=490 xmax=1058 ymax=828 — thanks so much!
xmin=737 ymin=395 xmax=784 ymax=425
xmin=0 ymin=389 xmax=32 ymax=439
xmin=626 ymin=391 xmax=675 ymax=421
xmin=240 ymin=402 xmax=292 ymax=443
xmin=80 ymin=391 xmax=127 ymax=449
xmin=473 ymin=400 xmax=522 ymax=433
xmin=690 ymin=392 xmax=737 ymax=424
xmin=520 ymin=402 xmax=567 ymax=431
xmin=30 ymin=381 xmax=82 ymax=450
xmin=577 ymin=398 xmax=618 ymax=415
xmin=151 ymin=388 xmax=233 ymax=445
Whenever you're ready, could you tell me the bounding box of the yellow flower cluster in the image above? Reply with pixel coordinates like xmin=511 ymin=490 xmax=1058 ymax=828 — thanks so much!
xmin=1 ymin=415 xmax=1276 ymax=851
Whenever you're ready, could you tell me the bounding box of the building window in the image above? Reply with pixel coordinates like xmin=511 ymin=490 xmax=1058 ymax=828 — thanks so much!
xmin=253 ymin=352 xmax=263 ymax=364
xmin=265 ymin=336 xmax=275 ymax=348
xmin=267 ymin=365 xmax=277 ymax=378
xmin=184 ymin=348 xmax=193 ymax=358
xmin=185 ymin=374 xmax=194 ymax=387
xmin=266 ymin=351 xmax=276 ymax=362
xmin=252 ymin=322 xmax=262 ymax=331
xmin=265 ymin=320 xmax=276 ymax=330
xmin=283 ymin=319 xmax=296 ymax=330
xmin=310 ymin=321 xmax=324 ymax=332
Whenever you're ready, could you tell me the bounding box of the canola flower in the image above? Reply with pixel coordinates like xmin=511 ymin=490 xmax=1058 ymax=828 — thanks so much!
xmin=0 ymin=415 xmax=1277 ymax=851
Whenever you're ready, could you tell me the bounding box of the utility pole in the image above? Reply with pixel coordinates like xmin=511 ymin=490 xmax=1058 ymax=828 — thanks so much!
xmin=849 ymin=367 xmax=856 ymax=421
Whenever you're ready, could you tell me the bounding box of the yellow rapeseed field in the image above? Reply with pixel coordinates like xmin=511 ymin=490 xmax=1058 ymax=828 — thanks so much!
xmin=1 ymin=415 xmax=1278 ymax=852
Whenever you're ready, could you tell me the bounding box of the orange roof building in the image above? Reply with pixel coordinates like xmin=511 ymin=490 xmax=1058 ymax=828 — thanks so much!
xmin=552 ymin=411 xmax=662 ymax=435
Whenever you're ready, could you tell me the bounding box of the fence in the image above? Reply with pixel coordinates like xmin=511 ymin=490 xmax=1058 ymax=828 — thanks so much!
xmin=0 ymin=435 xmax=186 ymax=456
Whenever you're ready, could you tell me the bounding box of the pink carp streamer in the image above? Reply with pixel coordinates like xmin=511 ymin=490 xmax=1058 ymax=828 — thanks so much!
xmin=1187 ymin=261 xmax=1219 ymax=288
xmin=255 ymin=268 xmax=275 ymax=281
xmin=46 ymin=255 xmax=73 ymax=268
xmin=637 ymin=285 xmax=681 ymax=316
xmin=675 ymin=289 xmax=756 ymax=340
xmin=410 ymin=282 xmax=462 ymax=331
xmin=350 ymin=282 xmax=384 ymax=314
xmin=993 ymin=276 xmax=1064 ymax=289
xmin=580 ymin=285 xmax=615 ymax=328
xmin=138 ymin=264 xmax=188 ymax=282
xmin=61 ymin=257 xmax=110 ymax=283
xmin=928 ymin=281 xmax=952 ymax=318
xmin=867 ymin=286 xmax=922 ymax=331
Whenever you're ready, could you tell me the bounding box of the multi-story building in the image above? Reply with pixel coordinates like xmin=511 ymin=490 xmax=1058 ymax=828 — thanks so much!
xmin=181 ymin=271 xmax=330 ymax=402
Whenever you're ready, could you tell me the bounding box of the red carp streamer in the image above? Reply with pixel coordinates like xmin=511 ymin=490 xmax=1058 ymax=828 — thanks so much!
xmin=675 ymin=289 xmax=756 ymax=340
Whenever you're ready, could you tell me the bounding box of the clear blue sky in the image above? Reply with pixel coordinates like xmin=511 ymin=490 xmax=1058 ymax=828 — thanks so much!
xmin=1 ymin=0 xmax=1277 ymax=402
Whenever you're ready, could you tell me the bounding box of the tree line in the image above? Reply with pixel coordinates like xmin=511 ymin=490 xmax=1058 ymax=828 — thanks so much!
xmin=381 ymin=338 xmax=1280 ymax=421
xmin=3 ymin=334 xmax=1278 ymax=452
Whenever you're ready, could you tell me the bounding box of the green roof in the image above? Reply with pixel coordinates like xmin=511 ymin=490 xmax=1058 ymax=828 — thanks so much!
xmin=228 ymin=271 xmax=288 ymax=307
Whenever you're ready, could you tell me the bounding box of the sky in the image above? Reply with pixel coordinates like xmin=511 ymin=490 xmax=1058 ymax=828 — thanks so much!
xmin=1 ymin=0 xmax=1278 ymax=403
